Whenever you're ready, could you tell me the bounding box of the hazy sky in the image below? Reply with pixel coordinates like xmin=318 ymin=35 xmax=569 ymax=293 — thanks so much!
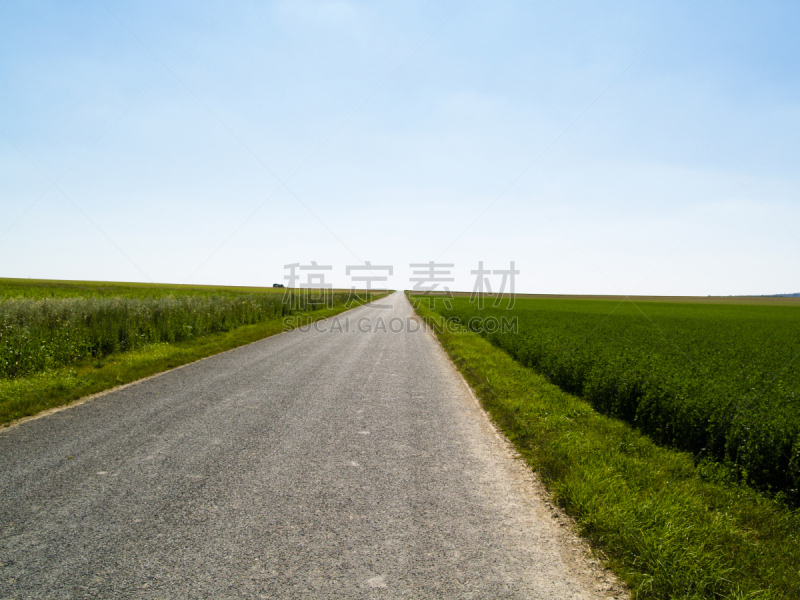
xmin=2 ymin=0 xmax=798 ymax=294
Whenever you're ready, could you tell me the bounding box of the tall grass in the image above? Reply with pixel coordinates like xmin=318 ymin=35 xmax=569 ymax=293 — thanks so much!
xmin=0 ymin=277 xmax=290 ymax=300
xmin=0 ymin=290 xmax=352 ymax=379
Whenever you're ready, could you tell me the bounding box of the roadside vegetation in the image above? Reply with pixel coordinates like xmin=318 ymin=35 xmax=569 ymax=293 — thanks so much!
xmin=411 ymin=295 xmax=800 ymax=599
xmin=438 ymin=297 xmax=800 ymax=502
xmin=0 ymin=278 xmax=377 ymax=424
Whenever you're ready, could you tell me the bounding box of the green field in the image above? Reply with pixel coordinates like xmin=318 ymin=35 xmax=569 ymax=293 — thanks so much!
xmin=0 ymin=278 xmax=293 ymax=299
xmin=434 ymin=296 xmax=800 ymax=501
xmin=0 ymin=278 xmax=377 ymax=424
xmin=412 ymin=294 xmax=800 ymax=598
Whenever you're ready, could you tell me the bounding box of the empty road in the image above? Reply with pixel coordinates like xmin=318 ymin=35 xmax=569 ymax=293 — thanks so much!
xmin=0 ymin=292 xmax=622 ymax=599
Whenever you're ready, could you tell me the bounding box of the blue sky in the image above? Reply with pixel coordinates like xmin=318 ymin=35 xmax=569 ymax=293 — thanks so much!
xmin=1 ymin=0 xmax=798 ymax=294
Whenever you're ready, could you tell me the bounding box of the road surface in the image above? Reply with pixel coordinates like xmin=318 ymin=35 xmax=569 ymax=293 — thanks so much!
xmin=0 ymin=292 xmax=623 ymax=599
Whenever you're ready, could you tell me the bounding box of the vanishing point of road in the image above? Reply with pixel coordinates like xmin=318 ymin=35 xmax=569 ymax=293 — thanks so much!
xmin=0 ymin=292 xmax=624 ymax=599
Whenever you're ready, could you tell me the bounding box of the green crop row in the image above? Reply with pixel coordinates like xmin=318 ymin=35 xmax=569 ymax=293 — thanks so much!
xmin=433 ymin=297 xmax=800 ymax=502
xmin=0 ymin=277 xmax=288 ymax=300
xmin=0 ymin=288 xmax=357 ymax=380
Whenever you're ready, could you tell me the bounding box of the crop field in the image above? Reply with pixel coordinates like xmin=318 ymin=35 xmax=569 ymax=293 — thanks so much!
xmin=411 ymin=296 xmax=800 ymax=598
xmin=0 ymin=278 xmax=374 ymax=423
xmin=431 ymin=296 xmax=800 ymax=500
xmin=0 ymin=279 xmax=357 ymax=380
xmin=0 ymin=278 xmax=292 ymax=300
xmin=430 ymin=296 xmax=800 ymax=500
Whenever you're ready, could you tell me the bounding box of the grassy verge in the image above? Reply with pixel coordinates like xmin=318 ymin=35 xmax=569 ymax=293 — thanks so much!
xmin=1 ymin=299 xmax=376 ymax=425
xmin=412 ymin=299 xmax=800 ymax=600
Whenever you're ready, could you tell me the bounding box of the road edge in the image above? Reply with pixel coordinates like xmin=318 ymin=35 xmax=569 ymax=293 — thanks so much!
xmin=406 ymin=294 xmax=629 ymax=599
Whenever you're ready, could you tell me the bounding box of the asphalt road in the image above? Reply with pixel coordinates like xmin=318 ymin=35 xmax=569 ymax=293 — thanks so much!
xmin=0 ymin=292 xmax=622 ymax=599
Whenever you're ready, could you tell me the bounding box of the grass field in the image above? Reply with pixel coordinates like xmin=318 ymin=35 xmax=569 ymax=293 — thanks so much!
xmin=0 ymin=278 xmax=381 ymax=424
xmin=411 ymin=294 xmax=800 ymax=599
xmin=430 ymin=295 xmax=800 ymax=501
xmin=444 ymin=291 xmax=800 ymax=306
xmin=416 ymin=300 xmax=800 ymax=599
xmin=0 ymin=277 xmax=298 ymax=299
